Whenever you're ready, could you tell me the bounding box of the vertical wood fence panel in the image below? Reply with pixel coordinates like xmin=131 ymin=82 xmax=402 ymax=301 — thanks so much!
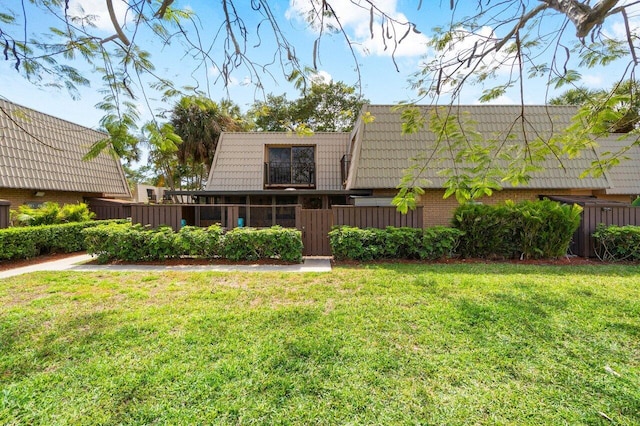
xmin=545 ymin=196 xmax=640 ymax=257
xmin=332 ymin=206 xmax=423 ymax=229
xmin=580 ymin=204 xmax=640 ymax=257
xmin=131 ymin=204 xmax=183 ymax=231
xmin=0 ymin=200 xmax=9 ymax=229
xmin=86 ymin=198 xmax=132 ymax=220
xmin=300 ymin=209 xmax=333 ymax=256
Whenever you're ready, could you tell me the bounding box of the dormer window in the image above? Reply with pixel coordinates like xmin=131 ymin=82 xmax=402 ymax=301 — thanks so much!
xmin=264 ymin=145 xmax=316 ymax=188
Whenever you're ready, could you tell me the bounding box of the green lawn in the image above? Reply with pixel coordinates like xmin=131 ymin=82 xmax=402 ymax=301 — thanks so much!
xmin=1 ymin=264 xmax=640 ymax=425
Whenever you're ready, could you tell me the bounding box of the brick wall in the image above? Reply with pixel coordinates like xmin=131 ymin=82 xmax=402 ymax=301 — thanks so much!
xmin=0 ymin=188 xmax=102 ymax=211
xmin=373 ymin=188 xmax=610 ymax=227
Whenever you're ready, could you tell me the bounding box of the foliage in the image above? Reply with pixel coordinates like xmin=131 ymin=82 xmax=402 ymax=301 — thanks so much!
xmin=83 ymin=223 xmax=302 ymax=264
xmin=551 ymin=81 xmax=640 ymax=133
xmin=222 ymin=226 xmax=303 ymax=263
xmin=10 ymin=202 xmax=95 ymax=227
xmin=249 ymin=80 xmax=368 ymax=132
xmin=2 ymin=265 xmax=640 ymax=424
xmin=0 ymin=219 xmax=127 ymax=261
xmin=632 ymin=197 xmax=640 ymax=207
xmin=178 ymin=225 xmax=224 ymax=258
xmin=593 ymin=224 xmax=640 ymax=262
xmin=1 ymin=1 xmax=638 ymax=202
xmin=452 ymin=199 xmax=582 ymax=259
xmin=328 ymin=225 xmax=462 ymax=261
xmin=169 ymin=97 xmax=247 ymax=189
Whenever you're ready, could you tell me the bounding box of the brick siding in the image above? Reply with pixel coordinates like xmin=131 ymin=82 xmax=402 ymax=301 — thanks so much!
xmin=372 ymin=188 xmax=634 ymax=228
xmin=0 ymin=188 xmax=102 ymax=211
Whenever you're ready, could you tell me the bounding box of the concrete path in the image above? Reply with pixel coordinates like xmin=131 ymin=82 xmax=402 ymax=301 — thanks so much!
xmin=0 ymin=255 xmax=332 ymax=279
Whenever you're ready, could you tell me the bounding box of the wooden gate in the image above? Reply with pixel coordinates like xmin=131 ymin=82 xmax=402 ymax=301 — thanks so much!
xmin=299 ymin=209 xmax=333 ymax=256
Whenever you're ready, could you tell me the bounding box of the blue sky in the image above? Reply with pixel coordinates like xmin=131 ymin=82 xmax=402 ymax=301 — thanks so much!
xmin=1 ymin=0 xmax=637 ymax=129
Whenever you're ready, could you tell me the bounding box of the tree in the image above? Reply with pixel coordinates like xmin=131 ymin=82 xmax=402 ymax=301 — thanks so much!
xmin=1 ymin=1 xmax=639 ymax=205
xmin=551 ymin=81 xmax=640 ymax=133
xmin=147 ymin=97 xmax=247 ymax=190
xmin=249 ymin=80 xmax=368 ymax=132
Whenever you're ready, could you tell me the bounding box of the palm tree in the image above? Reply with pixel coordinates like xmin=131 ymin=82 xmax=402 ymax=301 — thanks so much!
xmin=170 ymin=97 xmax=247 ymax=188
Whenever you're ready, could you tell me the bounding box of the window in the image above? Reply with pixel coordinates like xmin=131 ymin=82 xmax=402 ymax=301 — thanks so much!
xmin=264 ymin=145 xmax=315 ymax=187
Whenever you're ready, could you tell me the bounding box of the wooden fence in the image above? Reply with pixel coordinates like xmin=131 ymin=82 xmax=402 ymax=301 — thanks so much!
xmin=129 ymin=204 xmax=425 ymax=255
xmin=546 ymin=196 xmax=640 ymax=257
xmin=0 ymin=200 xmax=9 ymax=229
xmin=131 ymin=204 xmax=184 ymax=231
xmin=333 ymin=206 xmax=423 ymax=228
xmin=86 ymin=198 xmax=132 ymax=220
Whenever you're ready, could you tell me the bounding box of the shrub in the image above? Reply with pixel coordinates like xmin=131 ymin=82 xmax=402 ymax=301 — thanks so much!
xmin=0 ymin=219 xmax=128 ymax=261
xmin=83 ymin=223 xmax=171 ymax=263
xmin=222 ymin=226 xmax=303 ymax=262
xmin=328 ymin=227 xmax=383 ymax=261
xmin=593 ymin=224 xmax=640 ymax=262
xmin=84 ymin=224 xmax=303 ymax=263
xmin=11 ymin=202 xmax=94 ymax=226
xmin=328 ymin=226 xmax=462 ymax=261
xmin=421 ymin=226 xmax=464 ymax=260
xmin=632 ymin=197 xmax=640 ymax=207
xmin=178 ymin=225 xmax=223 ymax=258
xmin=452 ymin=199 xmax=582 ymax=259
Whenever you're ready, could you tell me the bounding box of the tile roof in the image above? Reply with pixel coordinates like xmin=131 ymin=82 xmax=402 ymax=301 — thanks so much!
xmin=0 ymin=99 xmax=131 ymax=197
xmin=205 ymin=132 xmax=350 ymax=191
xmin=596 ymin=136 xmax=640 ymax=195
xmin=345 ymin=104 xmax=619 ymax=191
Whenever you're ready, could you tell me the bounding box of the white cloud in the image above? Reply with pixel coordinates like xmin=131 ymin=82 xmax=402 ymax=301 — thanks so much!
xmin=67 ymin=0 xmax=128 ymax=32
xmin=581 ymin=74 xmax=604 ymax=88
xmin=310 ymin=70 xmax=332 ymax=84
xmin=286 ymin=0 xmax=429 ymax=58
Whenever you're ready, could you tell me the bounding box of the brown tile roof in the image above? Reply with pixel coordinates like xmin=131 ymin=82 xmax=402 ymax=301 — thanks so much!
xmin=205 ymin=132 xmax=350 ymax=191
xmin=596 ymin=137 xmax=640 ymax=195
xmin=0 ymin=99 xmax=131 ymax=197
xmin=345 ymin=104 xmax=621 ymax=191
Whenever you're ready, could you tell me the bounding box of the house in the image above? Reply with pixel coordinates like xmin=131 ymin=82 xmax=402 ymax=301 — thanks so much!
xmin=344 ymin=104 xmax=640 ymax=226
xmin=0 ymin=99 xmax=132 ymax=213
xmin=159 ymin=104 xmax=639 ymax=255
xmin=133 ymin=184 xmax=168 ymax=203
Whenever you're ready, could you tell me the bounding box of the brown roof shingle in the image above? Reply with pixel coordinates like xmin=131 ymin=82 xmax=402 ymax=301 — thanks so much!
xmin=0 ymin=99 xmax=131 ymax=197
xmin=205 ymin=132 xmax=349 ymax=191
xmin=345 ymin=104 xmax=616 ymax=191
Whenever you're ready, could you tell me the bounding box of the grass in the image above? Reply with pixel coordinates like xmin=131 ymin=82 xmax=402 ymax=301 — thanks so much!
xmin=1 ymin=263 xmax=640 ymax=425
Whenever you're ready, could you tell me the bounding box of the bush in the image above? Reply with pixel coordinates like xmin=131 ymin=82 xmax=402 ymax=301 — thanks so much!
xmin=11 ymin=202 xmax=95 ymax=226
xmin=84 ymin=224 xmax=303 ymax=264
xmin=178 ymin=225 xmax=223 ymax=258
xmin=0 ymin=219 xmax=128 ymax=261
xmin=593 ymin=224 xmax=640 ymax=262
xmin=632 ymin=197 xmax=640 ymax=207
xmin=222 ymin=226 xmax=303 ymax=262
xmin=328 ymin=226 xmax=462 ymax=261
xmin=452 ymin=199 xmax=582 ymax=259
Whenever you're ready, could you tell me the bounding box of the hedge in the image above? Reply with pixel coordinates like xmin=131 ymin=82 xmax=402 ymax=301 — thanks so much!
xmin=328 ymin=226 xmax=462 ymax=261
xmin=0 ymin=219 xmax=129 ymax=261
xmin=593 ymin=224 xmax=640 ymax=262
xmin=83 ymin=224 xmax=303 ymax=264
xmin=452 ymin=199 xmax=582 ymax=259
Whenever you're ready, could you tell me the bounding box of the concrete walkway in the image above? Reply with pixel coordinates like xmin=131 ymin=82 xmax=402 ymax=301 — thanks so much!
xmin=0 ymin=254 xmax=332 ymax=279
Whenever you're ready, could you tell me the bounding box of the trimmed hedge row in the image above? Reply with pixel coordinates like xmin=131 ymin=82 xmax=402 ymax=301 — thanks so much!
xmin=329 ymin=226 xmax=462 ymax=261
xmin=593 ymin=224 xmax=640 ymax=262
xmin=83 ymin=224 xmax=303 ymax=263
xmin=0 ymin=219 xmax=129 ymax=261
xmin=452 ymin=199 xmax=582 ymax=259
